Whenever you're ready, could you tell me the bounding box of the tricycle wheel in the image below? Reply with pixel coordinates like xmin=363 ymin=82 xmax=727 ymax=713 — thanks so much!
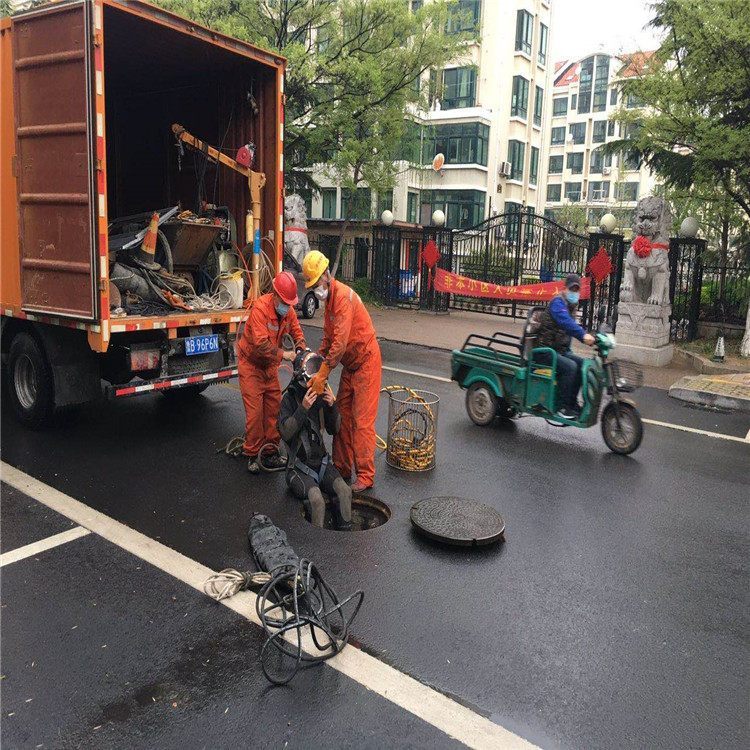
xmin=601 ymin=402 xmax=643 ymax=454
xmin=466 ymin=383 xmax=498 ymax=426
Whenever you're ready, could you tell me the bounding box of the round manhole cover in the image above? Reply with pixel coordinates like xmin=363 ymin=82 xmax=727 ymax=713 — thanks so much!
xmin=410 ymin=497 xmax=505 ymax=546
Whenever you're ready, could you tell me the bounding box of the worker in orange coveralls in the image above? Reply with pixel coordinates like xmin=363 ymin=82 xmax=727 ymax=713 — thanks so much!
xmin=238 ymin=271 xmax=306 ymax=474
xmin=302 ymin=251 xmax=381 ymax=492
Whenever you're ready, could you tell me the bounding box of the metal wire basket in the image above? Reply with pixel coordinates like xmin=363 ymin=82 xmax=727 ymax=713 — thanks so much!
xmin=610 ymin=359 xmax=644 ymax=393
xmin=385 ymin=388 xmax=439 ymax=472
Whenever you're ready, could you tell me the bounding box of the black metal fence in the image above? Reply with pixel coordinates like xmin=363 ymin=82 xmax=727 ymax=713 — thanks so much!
xmin=311 ymin=234 xmax=372 ymax=283
xmin=669 ymin=237 xmax=750 ymax=341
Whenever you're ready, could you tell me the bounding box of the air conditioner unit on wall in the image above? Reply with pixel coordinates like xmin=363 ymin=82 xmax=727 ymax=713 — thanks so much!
xmin=602 ymin=166 xmax=612 ymax=175
xmin=498 ymin=161 xmax=512 ymax=178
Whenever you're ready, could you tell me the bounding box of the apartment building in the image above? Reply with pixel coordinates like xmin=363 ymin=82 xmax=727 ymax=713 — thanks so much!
xmin=543 ymin=51 xmax=660 ymax=228
xmin=309 ymin=0 xmax=554 ymax=229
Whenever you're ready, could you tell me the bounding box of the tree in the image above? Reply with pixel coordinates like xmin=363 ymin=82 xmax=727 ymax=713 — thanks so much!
xmin=157 ymin=0 xmax=467 ymax=271
xmin=551 ymin=205 xmax=588 ymax=234
xmin=604 ymin=0 xmax=750 ymax=221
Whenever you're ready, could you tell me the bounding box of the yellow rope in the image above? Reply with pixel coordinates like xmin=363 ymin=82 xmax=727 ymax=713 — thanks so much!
xmin=378 ymin=385 xmax=437 ymax=472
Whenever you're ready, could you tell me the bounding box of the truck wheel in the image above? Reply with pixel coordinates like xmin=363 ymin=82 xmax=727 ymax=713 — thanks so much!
xmin=466 ymin=383 xmax=498 ymax=426
xmin=301 ymin=292 xmax=317 ymax=319
xmin=7 ymin=333 xmax=55 ymax=428
xmin=161 ymin=383 xmax=209 ymax=400
xmin=601 ymin=402 xmax=643 ymax=455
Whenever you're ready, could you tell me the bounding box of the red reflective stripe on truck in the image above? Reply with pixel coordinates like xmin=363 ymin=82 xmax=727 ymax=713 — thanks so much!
xmin=115 ymin=386 xmax=137 ymax=396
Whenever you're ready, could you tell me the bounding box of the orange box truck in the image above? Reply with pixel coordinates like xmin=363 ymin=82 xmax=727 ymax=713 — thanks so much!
xmin=1 ymin=0 xmax=285 ymax=425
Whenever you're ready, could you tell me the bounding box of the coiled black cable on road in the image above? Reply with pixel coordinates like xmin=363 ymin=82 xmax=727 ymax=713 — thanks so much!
xmin=203 ymin=515 xmax=364 ymax=685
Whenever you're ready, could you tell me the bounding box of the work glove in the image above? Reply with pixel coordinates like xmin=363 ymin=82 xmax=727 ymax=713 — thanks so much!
xmin=308 ymin=362 xmax=331 ymax=395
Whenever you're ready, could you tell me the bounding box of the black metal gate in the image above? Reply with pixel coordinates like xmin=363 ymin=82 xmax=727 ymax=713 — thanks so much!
xmin=585 ymin=231 xmax=626 ymax=329
xmin=372 ymin=213 xmax=626 ymax=321
xmin=371 ymin=225 xmax=453 ymax=311
xmin=669 ymin=237 xmax=705 ymax=342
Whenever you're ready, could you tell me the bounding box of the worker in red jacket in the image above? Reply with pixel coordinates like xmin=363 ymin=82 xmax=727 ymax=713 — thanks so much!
xmin=238 ymin=271 xmax=306 ymax=473
xmin=302 ymin=251 xmax=381 ymax=492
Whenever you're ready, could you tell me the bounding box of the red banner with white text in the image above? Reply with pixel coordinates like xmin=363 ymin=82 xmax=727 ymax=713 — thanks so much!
xmin=433 ymin=267 xmax=591 ymax=301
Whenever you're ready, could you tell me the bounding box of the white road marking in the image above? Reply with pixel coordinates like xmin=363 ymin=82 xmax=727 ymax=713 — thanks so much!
xmin=0 ymin=462 xmax=536 ymax=750
xmin=0 ymin=526 xmax=90 ymax=567
xmin=382 ymin=365 xmax=452 ymax=383
xmin=746 ymin=427 xmax=750 ymax=442
xmin=642 ymin=418 xmax=750 ymax=444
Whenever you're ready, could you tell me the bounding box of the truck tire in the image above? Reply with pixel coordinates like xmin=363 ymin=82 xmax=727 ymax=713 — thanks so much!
xmin=301 ymin=292 xmax=317 ymax=319
xmin=7 ymin=332 xmax=55 ymax=428
xmin=161 ymin=383 xmax=209 ymax=400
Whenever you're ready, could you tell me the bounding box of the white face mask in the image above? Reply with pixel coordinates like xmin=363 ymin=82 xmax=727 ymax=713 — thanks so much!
xmin=314 ymin=285 xmax=328 ymax=301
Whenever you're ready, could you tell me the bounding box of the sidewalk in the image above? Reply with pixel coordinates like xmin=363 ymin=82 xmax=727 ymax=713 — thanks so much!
xmin=669 ymin=372 xmax=750 ymax=413
xmin=304 ymin=303 xmax=695 ymax=390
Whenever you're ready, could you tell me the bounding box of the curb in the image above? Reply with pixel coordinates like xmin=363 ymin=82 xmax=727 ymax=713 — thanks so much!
xmin=669 ymin=376 xmax=750 ymax=414
xmin=673 ymin=348 xmax=748 ymax=375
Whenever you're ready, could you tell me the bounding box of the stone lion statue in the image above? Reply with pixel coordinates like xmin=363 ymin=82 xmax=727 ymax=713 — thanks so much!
xmin=284 ymin=194 xmax=310 ymax=266
xmin=620 ymin=195 xmax=672 ymax=305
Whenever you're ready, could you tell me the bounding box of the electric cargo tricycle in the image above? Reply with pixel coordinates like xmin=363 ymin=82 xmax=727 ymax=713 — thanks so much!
xmin=450 ymin=307 xmax=644 ymax=454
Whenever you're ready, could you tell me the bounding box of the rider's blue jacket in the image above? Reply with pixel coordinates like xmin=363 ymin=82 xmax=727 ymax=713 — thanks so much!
xmin=548 ymin=296 xmax=586 ymax=342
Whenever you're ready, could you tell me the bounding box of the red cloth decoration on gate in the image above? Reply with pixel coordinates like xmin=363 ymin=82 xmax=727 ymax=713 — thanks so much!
xmin=421 ymin=239 xmax=441 ymax=290
xmin=586 ymin=246 xmax=614 ymax=283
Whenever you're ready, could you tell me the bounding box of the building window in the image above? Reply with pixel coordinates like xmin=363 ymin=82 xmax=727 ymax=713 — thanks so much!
xmin=593 ymin=55 xmax=610 ymax=112
xmin=422 ymin=122 xmax=489 ymax=166
xmin=377 ymin=191 xmax=393 ymax=215
xmin=564 ymin=182 xmax=582 ymax=202
xmin=569 ymin=122 xmax=586 ymax=144
xmin=507 ymin=140 xmax=525 ymax=181
xmin=341 ymin=187 xmax=372 ymax=219
xmin=442 ymin=67 xmax=477 ymax=109
xmin=552 ymin=97 xmax=568 ymax=117
xmin=321 ymin=188 xmax=337 ymax=219
xmin=610 ymin=88 xmax=618 ymax=106
xmin=615 ymin=182 xmax=639 ymax=201
xmin=626 ymin=93 xmax=643 ymax=109
xmin=534 ymin=86 xmax=544 ymax=126
xmin=407 ymin=191 xmax=419 ymax=223
xmin=547 ymin=183 xmax=562 ymax=202
xmin=590 ymin=148 xmax=607 ymax=173
xmin=511 ymin=75 xmax=530 ymax=118
xmin=551 ymin=126 xmax=565 ymax=145
xmin=566 ymin=152 xmax=584 ymax=174
xmin=607 ymin=120 xmax=616 ymax=136
xmin=571 ymin=93 xmax=578 ymax=110
xmin=577 ymin=56 xmax=594 ymax=113
xmin=530 ymin=147 xmax=539 ymax=185
xmin=623 ymin=152 xmax=640 ymax=171
xmin=422 ymin=189 xmax=486 ymax=229
xmin=447 ymin=0 xmax=481 ymax=35
xmin=548 ymin=155 xmax=563 ymax=174
xmin=588 ymin=181 xmax=610 ymax=201
xmin=316 ymin=25 xmax=331 ymax=54
xmin=538 ymin=22 xmax=548 ymax=66
xmin=592 ymin=120 xmax=607 ymax=143
xmin=515 ymin=9 xmax=533 ymax=55
xmin=410 ymin=0 xmax=423 ymax=11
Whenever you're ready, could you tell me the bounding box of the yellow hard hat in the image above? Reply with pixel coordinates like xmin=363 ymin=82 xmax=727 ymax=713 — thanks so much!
xmin=302 ymin=250 xmax=330 ymax=288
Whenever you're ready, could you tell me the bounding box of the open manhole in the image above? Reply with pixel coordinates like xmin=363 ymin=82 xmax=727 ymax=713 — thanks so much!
xmin=300 ymin=494 xmax=391 ymax=532
xmin=410 ymin=496 xmax=505 ymax=547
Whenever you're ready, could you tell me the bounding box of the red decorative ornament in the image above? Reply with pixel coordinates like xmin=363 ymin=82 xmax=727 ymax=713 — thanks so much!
xmin=421 ymin=239 xmax=441 ymax=289
xmin=632 ymin=234 xmax=652 ymax=258
xmin=586 ymin=246 xmax=614 ymax=283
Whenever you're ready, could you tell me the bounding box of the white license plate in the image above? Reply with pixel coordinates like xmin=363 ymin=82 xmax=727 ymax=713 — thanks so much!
xmin=185 ymin=334 xmax=219 ymax=356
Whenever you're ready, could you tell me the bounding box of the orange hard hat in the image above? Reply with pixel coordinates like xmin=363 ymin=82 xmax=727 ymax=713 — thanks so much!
xmin=272 ymin=270 xmax=299 ymax=305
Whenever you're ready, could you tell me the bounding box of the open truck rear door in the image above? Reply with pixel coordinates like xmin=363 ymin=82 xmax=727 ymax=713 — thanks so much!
xmin=12 ymin=0 xmax=98 ymax=320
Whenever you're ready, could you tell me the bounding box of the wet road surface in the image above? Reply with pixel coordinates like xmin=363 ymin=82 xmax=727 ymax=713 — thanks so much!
xmin=2 ymin=328 xmax=748 ymax=749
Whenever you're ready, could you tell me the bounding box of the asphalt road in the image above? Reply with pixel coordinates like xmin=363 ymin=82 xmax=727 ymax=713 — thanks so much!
xmin=1 ymin=327 xmax=748 ymax=749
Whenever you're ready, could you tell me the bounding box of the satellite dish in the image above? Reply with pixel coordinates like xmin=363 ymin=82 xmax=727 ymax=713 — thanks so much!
xmin=432 ymin=153 xmax=445 ymax=172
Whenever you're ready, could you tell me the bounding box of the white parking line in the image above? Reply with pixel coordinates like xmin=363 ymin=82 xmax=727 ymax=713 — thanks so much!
xmin=0 ymin=462 xmax=536 ymax=750
xmin=0 ymin=526 xmax=90 ymax=567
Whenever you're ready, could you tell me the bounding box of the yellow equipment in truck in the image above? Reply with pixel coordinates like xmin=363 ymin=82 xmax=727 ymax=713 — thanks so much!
xmin=172 ymin=123 xmax=267 ymax=301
